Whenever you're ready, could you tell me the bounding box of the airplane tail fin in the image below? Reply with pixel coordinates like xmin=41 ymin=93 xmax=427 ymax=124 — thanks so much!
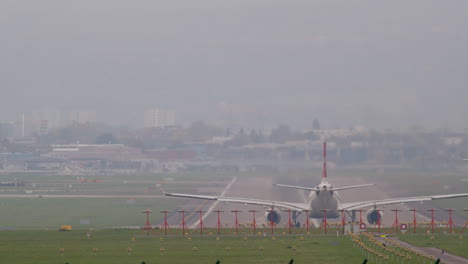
xmin=275 ymin=141 xmax=375 ymax=192
xmin=318 ymin=141 xmax=375 ymax=190
xmin=321 ymin=141 xmax=327 ymax=183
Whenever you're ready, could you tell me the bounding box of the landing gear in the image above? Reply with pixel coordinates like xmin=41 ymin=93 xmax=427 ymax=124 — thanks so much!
xmin=349 ymin=210 xmax=358 ymax=233
xmin=292 ymin=211 xmax=302 ymax=228
xmin=350 ymin=210 xmax=356 ymax=223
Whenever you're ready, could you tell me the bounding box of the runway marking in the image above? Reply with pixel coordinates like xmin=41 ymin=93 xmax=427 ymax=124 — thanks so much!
xmin=189 ymin=176 xmax=238 ymax=229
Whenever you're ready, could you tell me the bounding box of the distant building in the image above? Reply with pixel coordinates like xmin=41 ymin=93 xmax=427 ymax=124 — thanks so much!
xmin=12 ymin=120 xmax=24 ymax=138
xmin=69 ymin=110 xmax=96 ymax=124
xmin=0 ymin=122 xmax=14 ymax=138
xmin=308 ymin=128 xmax=355 ymax=139
xmin=12 ymin=137 xmax=37 ymax=145
xmin=31 ymin=109 xmax=61 ymax=134
xmin=144 ymin=108 xmax=175 ymax=128
xmin=12 ymin=114 xmax=28 ymax=137
xmin=45 ymin=144 xmax=143 ymax=160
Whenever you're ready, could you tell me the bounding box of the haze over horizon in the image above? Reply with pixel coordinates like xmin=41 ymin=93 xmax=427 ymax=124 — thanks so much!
xmin=2 ymin=1 xmax=468 ymax=130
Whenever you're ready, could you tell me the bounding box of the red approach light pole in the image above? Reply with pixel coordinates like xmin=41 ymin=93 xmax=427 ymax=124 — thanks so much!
xmin=320 ymin=209 xmax=330 ymax=234
xmin=303 ymin=209 xmax=310 ymax=233
xmin=196 ymin=210 xmax=206 ymax=236
xmin=337 ymin=209 xmax=346 ymax=234
xmin=462 ymin=209 xmax=468 ymax=234
xmin=160 ymin=210 xmax=170 ymax=236
xmin=358 ymin=209 xmax=363 ymax=226
xmin=410 ymin=209 xmax=418 ymax=234
xmin=141 ymin=209 xmax=155 ymax=236
xmin=267 ymin=209 xmax=276 ymax=235
xmin=285 ymin=209 xmax=293 ymax=234
xmin=249 ymin=210 xmax=259 ymax=235
xmin=231 ymin=210 xmax=241 ymax=235
xmin=214 ymin=210 xmax=224 ymax=235
xmin=391 ymin=209 xmax=402 ymax=233
xmin=445 ymin=208 xmax=455 ymax=234
xmin=376 ymin=209 xmax=382 ymax=234
xmin=427 ymin=208 xmax=438 ymax=234
xmin=178 ymin=210 xmax=188 ymax=235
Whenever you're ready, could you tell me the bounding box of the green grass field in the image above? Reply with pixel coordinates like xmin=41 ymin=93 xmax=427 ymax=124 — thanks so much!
xmin=0 ymin=228 xmax=466 ymax=263
xmin=0 ymin=230 xmax=365 ymax=264
xmin=0 ymin=198 xmax=181 ymax=229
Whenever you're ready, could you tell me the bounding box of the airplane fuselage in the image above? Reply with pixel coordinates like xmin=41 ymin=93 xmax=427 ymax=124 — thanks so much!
xmin=307 ymin=182 xmax=340 ymax=219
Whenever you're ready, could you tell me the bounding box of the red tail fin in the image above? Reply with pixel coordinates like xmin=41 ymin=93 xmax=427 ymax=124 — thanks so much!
xmin=322 ymin=141 xmax=327 ymax=179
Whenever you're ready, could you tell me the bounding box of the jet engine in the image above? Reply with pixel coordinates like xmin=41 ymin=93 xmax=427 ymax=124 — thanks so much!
xmin=366 ymin=209 xmax=383 ymax=225
xmin=265 ymin=209 xmax=282 ymax=225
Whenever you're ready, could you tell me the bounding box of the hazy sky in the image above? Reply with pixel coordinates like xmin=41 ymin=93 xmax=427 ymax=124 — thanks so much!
xmin=2 ymin=1 xmax=468 ymax=130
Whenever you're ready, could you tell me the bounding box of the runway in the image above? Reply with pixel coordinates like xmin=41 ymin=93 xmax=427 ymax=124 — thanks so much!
xmin=161 ymin=173 xmax=468 ymax=231
xmin=0 ymin=194 xmax=167 ymax=198
xmin=163 ymin=176 xmax=294 ymax=231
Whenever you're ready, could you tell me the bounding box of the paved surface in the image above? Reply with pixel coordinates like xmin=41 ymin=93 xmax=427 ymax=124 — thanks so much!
xmin=0 ymin=194 xmax=167 ymax=198
xmin=382 ymin=237 xmax=468 ymax=264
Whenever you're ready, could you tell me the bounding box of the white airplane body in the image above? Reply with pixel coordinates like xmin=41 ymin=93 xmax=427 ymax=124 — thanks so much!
xmin=163 ymin=142 xmax=468 ymax=225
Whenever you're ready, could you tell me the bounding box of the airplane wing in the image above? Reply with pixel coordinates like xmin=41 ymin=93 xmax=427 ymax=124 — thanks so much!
xmin=339 ymin=193 xmax=468 ymax=211
xmin=162 ymin=189 xmax=308 ymax=211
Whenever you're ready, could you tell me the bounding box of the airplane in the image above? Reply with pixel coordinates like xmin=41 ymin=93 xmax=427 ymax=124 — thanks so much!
xmin=162 ymin=142 xmax=468 ymax=226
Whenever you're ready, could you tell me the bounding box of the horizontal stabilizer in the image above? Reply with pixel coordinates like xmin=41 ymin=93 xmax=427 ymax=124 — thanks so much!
xmin=331 ymin=183 xmax=375 ymax=191
xmin=274 ymin=183 xmax=316 ymax=191
xmin=274 ymin=183 xmax=375 ymax=191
